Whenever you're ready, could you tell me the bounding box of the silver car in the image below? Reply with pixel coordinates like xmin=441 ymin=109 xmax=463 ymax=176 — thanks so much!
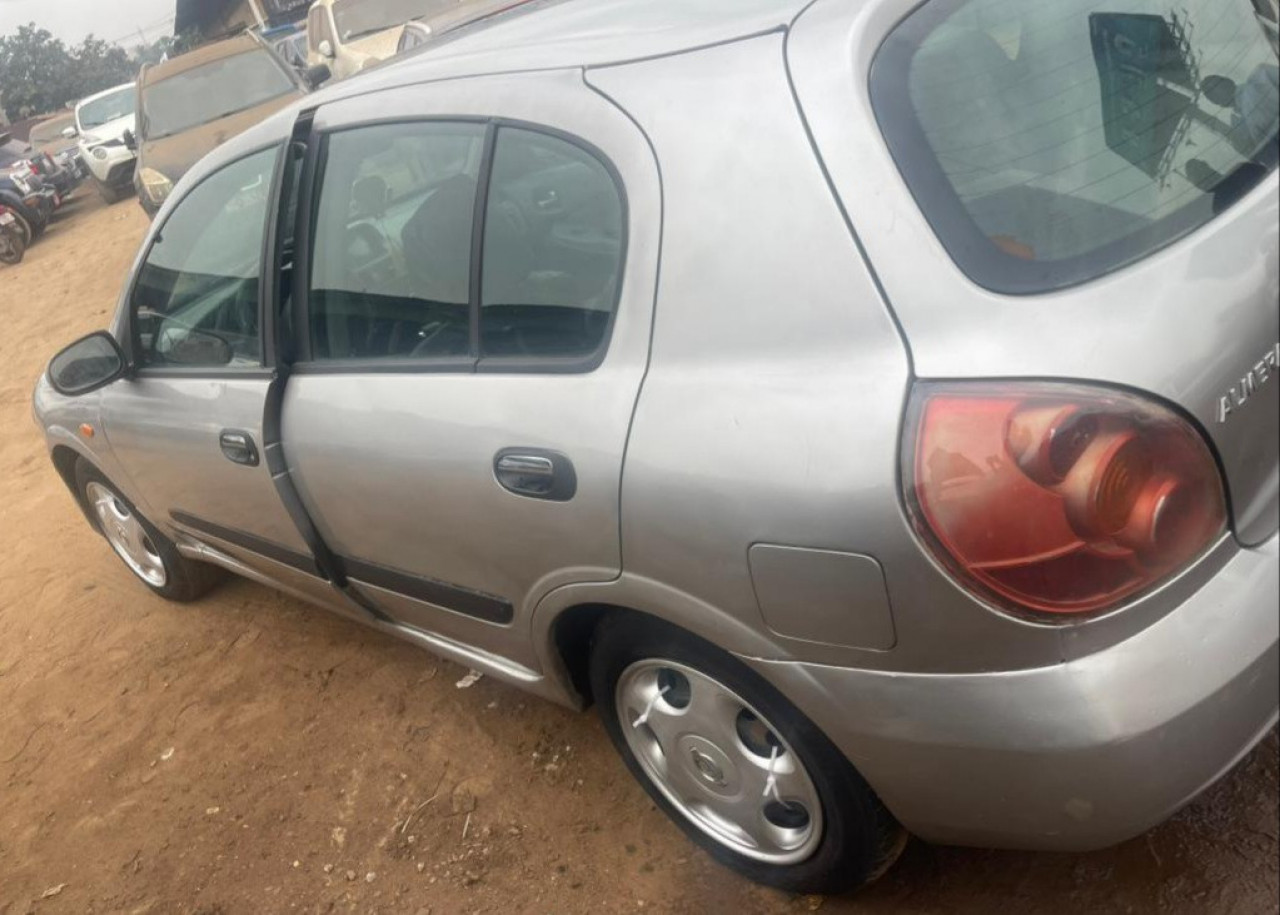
xmin=34 ymin=0 xmax=1280 ymax=895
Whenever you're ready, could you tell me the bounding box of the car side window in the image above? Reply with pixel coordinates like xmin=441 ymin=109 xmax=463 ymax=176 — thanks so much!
xmin=481 ymin=127 xmax=623 ymax=359
xmin=131 ymin=147 xmax=277 ymax=369
xmin=304 ymin=120 xmax=625 ymax=367
xmin=308 ymin=121 xmax=487 ymax=360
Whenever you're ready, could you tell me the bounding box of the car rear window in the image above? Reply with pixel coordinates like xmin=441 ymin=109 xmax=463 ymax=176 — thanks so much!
xmin=872 ymin=0 xmax=1280 ymax=294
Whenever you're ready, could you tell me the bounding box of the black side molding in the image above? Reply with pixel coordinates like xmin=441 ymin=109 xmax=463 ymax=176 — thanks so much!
xmin=169 ymin=511 xmax=515 ymax=627
xmin=343 ymin=557 xmax=515 ymax=625
xmin=260 ymin=371 xmax=345 ymax=585
xmin=170 ymin=510 xmax=321 ymax=578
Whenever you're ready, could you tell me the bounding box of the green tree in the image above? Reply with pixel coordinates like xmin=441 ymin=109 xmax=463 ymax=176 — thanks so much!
xmin=0 ymin=24 xmax=75 ymax=119
xmin=69 ymin=36 xmax=136 ymax=98
xmin=0 ymin=23 xmax=143 ymax=120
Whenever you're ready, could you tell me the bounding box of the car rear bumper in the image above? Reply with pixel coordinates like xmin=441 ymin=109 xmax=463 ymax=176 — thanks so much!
xmin=747 ymin=534 xmax=1279 ymax=851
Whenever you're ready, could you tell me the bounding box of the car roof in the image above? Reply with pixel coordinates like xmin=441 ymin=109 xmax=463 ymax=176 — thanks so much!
xmin=140 ymin=33 xmax=265 ymax=86
xmin=180 ymin=0 xmax=813 ymax=194
xmin=345 ymin=0 xmax=812 ymax=86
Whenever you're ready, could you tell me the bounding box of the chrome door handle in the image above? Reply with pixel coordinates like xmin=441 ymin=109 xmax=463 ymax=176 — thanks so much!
xmin=493 ymin=449 xmax=576 ymax=501
xmin=496 ymin=454 xmax=554 ymax=477
xmin=219 ymin=429 xmax=259 ymax=467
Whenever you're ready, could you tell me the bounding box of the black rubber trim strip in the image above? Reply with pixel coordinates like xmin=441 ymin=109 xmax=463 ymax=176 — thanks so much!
xmin=261 ymin=370 xmax=343 ymax=585
xmin=292 ymin=117 xmax=326 ymax=365
xmin=170 ymin=510 xmax=321 ymax=577
xmin=171 ymin=508 xmax=508 ymax=625
xmin=343 ymin=556 xmax=514 ymax=625
xmin=469 ymin=122 xmax=498 ymax=359
xmin=265 ymin=108 xmax=315 ymax=370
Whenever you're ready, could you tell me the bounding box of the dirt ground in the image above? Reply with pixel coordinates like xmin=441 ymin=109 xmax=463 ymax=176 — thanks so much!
xmin=0 ymin=191 xmax=1277 ymax=915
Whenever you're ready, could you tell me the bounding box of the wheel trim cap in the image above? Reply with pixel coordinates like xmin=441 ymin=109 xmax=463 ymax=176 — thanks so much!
xmin=86 ymin=482 xmax=167 ymax=588
xmin=615 ymin=658 xmax=823 ymax=865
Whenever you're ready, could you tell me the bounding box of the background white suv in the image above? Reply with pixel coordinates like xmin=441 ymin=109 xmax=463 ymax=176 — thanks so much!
xmin=305 ymin=0 xmax=465 ymax=80
xmin=71 ymin=83 xmax=138 ymax=204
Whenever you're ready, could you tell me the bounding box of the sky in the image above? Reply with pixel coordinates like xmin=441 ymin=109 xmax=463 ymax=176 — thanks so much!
xmin=0 ymin=0 xmax=176 ymax=47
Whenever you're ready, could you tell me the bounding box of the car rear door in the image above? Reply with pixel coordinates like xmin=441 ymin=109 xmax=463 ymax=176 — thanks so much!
xmin=99 ymin=142 xmax=347 ymax=615
xmin=279 ymin=71 xmax=659 ymax=668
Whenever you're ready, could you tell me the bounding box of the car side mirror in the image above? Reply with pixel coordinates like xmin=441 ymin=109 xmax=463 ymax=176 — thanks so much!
xmin=122 ymin=129 xmax=136 ymax=151
xmin=48 ymin=331 xmax=126 ymax=396
xmin=155 ymin=326 xmax=233 ymax=366
xmin=318 ymin=38 xmax=334 ymax=59
xmin=61 ymin=125 xmax=78 ymax=139
xmin=303 ymin=63 xmax=331 ymax=88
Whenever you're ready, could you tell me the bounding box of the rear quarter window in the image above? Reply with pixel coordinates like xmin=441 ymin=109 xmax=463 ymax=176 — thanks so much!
xmin=872 ymin=0 xmax=1280 ymax=294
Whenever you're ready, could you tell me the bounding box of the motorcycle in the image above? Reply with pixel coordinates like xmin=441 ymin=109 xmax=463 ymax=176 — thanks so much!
xmin=0 ymin=203 xmax=27 ymax=265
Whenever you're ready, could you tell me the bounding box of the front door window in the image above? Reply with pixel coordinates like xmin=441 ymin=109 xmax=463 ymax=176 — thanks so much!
xmin=129 ymin=147 xmax=278 ymax=368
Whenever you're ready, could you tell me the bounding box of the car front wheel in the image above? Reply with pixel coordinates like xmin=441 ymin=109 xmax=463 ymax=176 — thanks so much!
xmin=589 ymin=613 xmax=906 ymax=895
xmin=95 ymin=177 xmax=122 ymax=204
xmin=75 ymin=458 xmax=221 ymax=602
xmin=6 ymin=209 xmax=33 ymax=247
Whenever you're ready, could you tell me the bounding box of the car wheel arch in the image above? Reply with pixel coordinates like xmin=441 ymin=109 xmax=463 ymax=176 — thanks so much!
xmin=534 ymin=576 xmax=788 ymax=708
xmin=45 ymin=430 xmax=153 ymax=536
xmin=50 ymin=444 xmax=97 ymax=526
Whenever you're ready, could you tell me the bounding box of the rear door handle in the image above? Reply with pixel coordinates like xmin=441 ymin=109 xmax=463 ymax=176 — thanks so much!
xmin=219 ymin=429 xmax=260 ymax=467
xmin=494 ymin=448 xmax=576 ymax=501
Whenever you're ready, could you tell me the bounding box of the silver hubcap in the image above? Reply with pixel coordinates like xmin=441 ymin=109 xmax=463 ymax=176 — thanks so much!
xmin=86 ymin=482 xmax=167 ymax=588
xmin=616 ymin=659 xmax=822 ymax=864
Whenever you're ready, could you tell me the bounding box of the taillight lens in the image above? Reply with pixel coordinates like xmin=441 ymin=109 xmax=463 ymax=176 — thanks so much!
xmin=904 ymin=382 xmax=1227 ymax=618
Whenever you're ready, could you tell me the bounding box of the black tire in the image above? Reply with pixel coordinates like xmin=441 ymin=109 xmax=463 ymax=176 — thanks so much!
xmin=96 ymin=178 xmax=122 ymax=204
xmin=7 ymin=210 xmax=32 ymax=247
xmin=74 ymin=458 xmax=223 ymax=602
xmin=0 ymin=229 xmax=22 ymax=264
xmin=590 ymin=613 xmax=906 ymax=895
xmin=5 ymin=198 xmax=45 ymax=239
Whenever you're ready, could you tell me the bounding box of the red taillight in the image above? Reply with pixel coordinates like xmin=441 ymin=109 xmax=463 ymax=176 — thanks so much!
xmin=904 ymin=382 xmax=1227 ymax=618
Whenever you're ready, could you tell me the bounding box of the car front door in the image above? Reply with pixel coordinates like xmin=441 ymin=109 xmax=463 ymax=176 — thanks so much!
xmin=99 ymin=143 xmax=347 ymax=615
xmin=280 ymin=72 xmax=659 ymax=669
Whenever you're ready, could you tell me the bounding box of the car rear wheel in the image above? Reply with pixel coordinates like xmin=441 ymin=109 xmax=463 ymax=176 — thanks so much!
xmin=75 ymin=459 xmax=222 ymax=602
xmin=589 ymin=613 xmax=906 ymax=895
